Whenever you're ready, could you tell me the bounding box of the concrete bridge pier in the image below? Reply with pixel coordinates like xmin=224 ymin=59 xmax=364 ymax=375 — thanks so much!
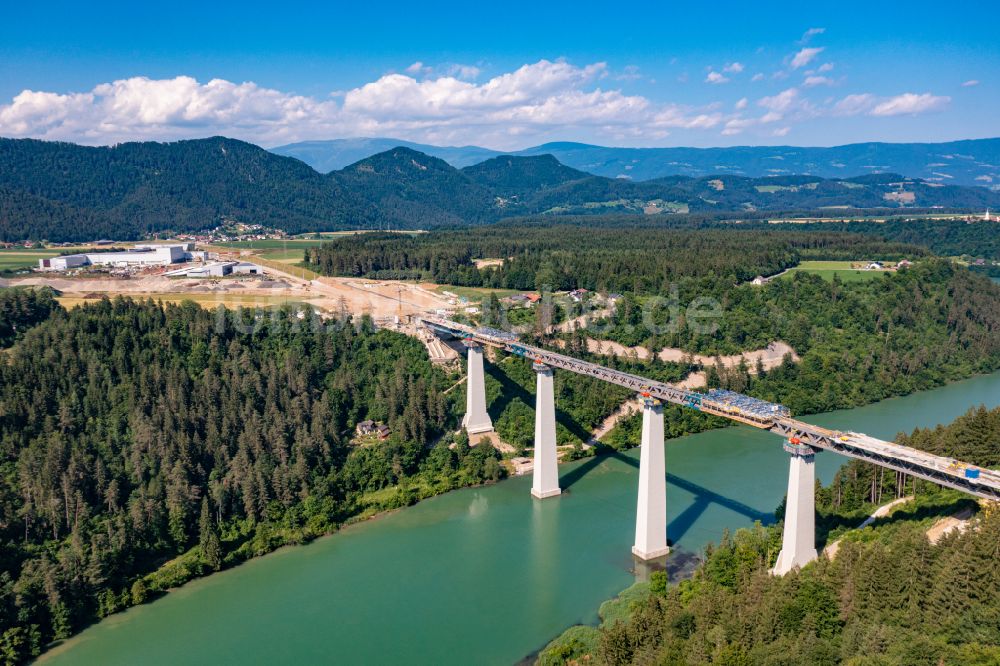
xmin=531 ymin=362 xmax=561 ymax=499
xmin=461 ymin=341 xmax=493 ymax=434
xmin=771 ymin=441 xmax=819 ymax=575
xmin=633 ymin=397 xmax=670 ymax=560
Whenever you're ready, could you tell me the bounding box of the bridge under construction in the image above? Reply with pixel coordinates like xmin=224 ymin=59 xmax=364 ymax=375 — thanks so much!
xmin=420 ymin=317 xmax=1000 ymax=575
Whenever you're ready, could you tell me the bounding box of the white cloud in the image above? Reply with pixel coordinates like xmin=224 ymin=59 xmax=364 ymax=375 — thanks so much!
xmin=751 ymin=73 xmax=765 ymax=82
xmin=772 ymin=126 xmax=791 ymax=136
xmin=832 ymin=93 xmax=876 ymax=116
xmin=758 ymin=87 xmax=799 ymax=113
xmin=870 ymin=92 xmax=950 ymax=116
xmin=446 ymin=64 xmax=481 ymax=80
xmin=831 ymin=92 xmax=950 ymax=117
xmin=803 ymin=76 xmax=834 ymax=87
xmin=617 ymin=65 xmax=642 ymax=81
xmin=705 ymin=71 xmax=729 ymax=84
xmin=723 ymin=62 xmax=744 ymax=74
xmin=962 ymin=79 xmax=980 ymax=87
xmin=343 ymin=60 xmax=612 ymax=119
xmin=721 ymin=117 xmax=754 ymax=135
xmin=720 ymin=107 xmax=789 ymax=136
xmin=791 ymin=47 xmax=824 ymax=69
xmin=818 ymin=63 xmax=834 ymax=73
xmin=0 ymin=61 xmax=730 ymax=149
xmin=404 ymin=62 xmax=478 ymax=80
xmin=0 ymin=76 xmax=335 ymax=143
xmin=800 ymin=27 xmax=825 ymax=43
xmin=0 ymin=62 xmax=958 ymax=149
xmin=651 ymin=106 xmax=722 ymax=129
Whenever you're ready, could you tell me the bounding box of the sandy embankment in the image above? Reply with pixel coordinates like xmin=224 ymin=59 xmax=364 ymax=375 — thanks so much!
xmin=563 ymin=337 xmax=799 ymax=391
xmin=583 ymin=337 xmax=798 ymax=369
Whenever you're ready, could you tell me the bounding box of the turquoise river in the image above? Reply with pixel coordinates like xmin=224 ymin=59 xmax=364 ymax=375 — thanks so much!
xmin=41 ymin=371 xmax=1000 ymax=665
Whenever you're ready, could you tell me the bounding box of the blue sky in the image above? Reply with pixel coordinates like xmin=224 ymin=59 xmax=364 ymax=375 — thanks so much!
xmin=1 ymin=0 xmax=996 ymax=149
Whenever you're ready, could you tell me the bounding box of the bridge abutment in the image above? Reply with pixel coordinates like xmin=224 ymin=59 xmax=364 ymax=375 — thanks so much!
xmin=633 ymin=397 xmax=669 ymax=560
xmin=771 ymin=442 xmax=819 ymax=575
xmin=531 ymin=362 xmax=561 ymax=499
xmin=462 ymin=341 xmax=493 ymax=434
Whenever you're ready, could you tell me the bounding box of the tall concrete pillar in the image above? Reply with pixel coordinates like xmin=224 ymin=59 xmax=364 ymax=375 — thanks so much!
xmin=771 ymin=441 xmax=819 ymax=575
xmin=633 ymin=397 xmax=669 ymax=560
xmin=461 ymin=341 xmax=493 ymax=434
xmin=531 ymin=362 xmax=561 ymax=499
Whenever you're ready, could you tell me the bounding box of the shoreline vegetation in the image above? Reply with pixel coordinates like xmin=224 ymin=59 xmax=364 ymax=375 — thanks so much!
xmin=1 ymin=246 xmax=999 ymax=663
xmin=535 ymin=404 xmax=1000 ymax=666
xmin=0 ymin=292 xmax=504 ymax=663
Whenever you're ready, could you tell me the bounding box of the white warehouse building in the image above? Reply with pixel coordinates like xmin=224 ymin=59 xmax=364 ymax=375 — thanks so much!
xmin=163 ymin=261 xmax=263 ymax=278
xmin=86 ymin=245 xmax=186 ymax=267
xmin=38 ymin=254 xmax=91 ymax=271
xmin=38 ymin=243 xmax=204 ymax=271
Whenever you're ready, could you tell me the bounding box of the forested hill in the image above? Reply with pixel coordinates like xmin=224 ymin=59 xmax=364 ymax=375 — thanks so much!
xmin=0 ymin=137 xmax=375 ymax=241
xmin=461 ymin=154 xmax=590 ymax=198
xmin=3 ymin=136 xmax=1000 ymax=242
xmin=333 ymin=147 xmax=495 ymax=227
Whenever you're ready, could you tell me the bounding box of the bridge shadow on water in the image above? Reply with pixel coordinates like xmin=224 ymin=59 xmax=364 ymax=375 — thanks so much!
xmin=560 ymin=448 xmax=774 ymax=545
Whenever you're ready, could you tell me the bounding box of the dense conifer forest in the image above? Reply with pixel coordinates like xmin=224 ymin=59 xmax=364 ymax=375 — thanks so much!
xmin=0 ymin=294 xmax=509 ymax=662
xmin=593 ymin=261 xmax=1000 ymax=400
xmin=313 ymin=223 xmax=1000 ymax=415
xmin=783 ymin=218 xmax=1000 ymax=262
xmin=0 ymin=288 xmax=58 ymax=347
xmin=538 ymin=405 xmax=1000 ymax=666
xmin=307 ymin=225 xmax=926 ymax=291
xmin=307 ymin=218 xmax=1000 ymax=285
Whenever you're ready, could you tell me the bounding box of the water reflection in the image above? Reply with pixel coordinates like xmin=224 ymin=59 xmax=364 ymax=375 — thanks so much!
xmin=528 ymin=496 xmax=561 ymax=614
xmin=467 ymin=492 xmax=489 ymax=518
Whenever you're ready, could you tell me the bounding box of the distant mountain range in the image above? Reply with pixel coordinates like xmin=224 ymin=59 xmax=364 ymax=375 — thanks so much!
xmin=271 ymin=137 xmax=1000 ymax=187
xmin=270 ymin=138 xmax=502 ymax=175
xmin=2 ymin=136 xmax=999 ymax=242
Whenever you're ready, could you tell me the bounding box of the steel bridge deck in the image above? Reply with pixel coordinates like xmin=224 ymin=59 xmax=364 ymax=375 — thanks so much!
xmin=420 ymin=317 xmax=1000 ymax=502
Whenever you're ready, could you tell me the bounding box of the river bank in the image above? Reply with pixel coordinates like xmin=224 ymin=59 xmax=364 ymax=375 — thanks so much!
xmin=37 ymin=370 xmax=1000 ymax=665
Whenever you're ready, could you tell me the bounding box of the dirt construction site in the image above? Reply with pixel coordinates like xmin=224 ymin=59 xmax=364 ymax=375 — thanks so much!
xmin=5 ymin=258 xmax=796 ymax=374
xmin=5 ymin=265 xmax=456 ymax=324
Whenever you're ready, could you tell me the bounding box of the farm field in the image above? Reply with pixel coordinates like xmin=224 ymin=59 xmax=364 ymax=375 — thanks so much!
xmin=251 ymin=256 xmax=321 ymax=280
xmin=429 ymin=284 xmax=522 ymax=301
xmin=214 ymin=239 xmax=329 ymax=250
xmin=290 ymin=230 xmax=426 ymax=239
xmin=765 ymin=212 xmax=965 ymax=224
xmin=206 ymin=241 xmax=320 ymax=276
xmin=778 ymin=260 xmax=888 ymax=282
xmin=1 ymin=243 xmax=152 ymax=272
xmin=258 ymin=249 xmax=308 ymax=263
xmin=0 ymin=250 xmax=60 ymax=271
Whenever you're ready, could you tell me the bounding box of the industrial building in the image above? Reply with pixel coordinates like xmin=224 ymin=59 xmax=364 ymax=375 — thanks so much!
xmin=38 ymin=243 xmax=207 ymax=271
xmin=39 ymin=254 xmax=91 ymax=271
xmin=162 ymin=261 xmax=263 ymax=278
